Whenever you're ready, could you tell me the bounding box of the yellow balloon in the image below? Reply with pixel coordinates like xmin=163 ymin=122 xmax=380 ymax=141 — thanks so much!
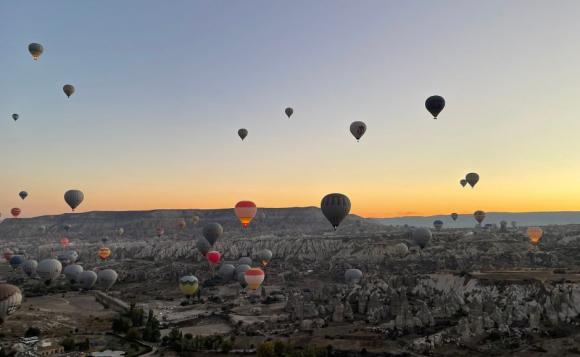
xmin=527 ymin=227 xmax=543 ymax=245
xmin=179 ymin=276 xmax=199 ymax=297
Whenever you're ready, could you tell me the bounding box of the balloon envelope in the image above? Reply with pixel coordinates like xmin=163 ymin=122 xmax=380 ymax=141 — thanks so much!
xmin=466 ymin=173 xmax=479 ymax=188
xmin=451 ymin=213 xmax=459 ymax=221
xmin=203 ymin=223 xmax=223 ymax=246
xmin=22 ymin=260 xmax=38 ymax=277
xmin=425 ymin=95 xmax=445 ymax=119
xmin=37 ymin=259 xmax=62 ymax=285
xmin=412 ymin=228 xmax=432 ymax=249
xmin=218 ymin=264 xmax=236 ymax=281
xmin=244 ymin=268 xmax=265 ymax=290
xmin=460 ymin=179 xmax=467 ymax=187
xmin=97 ymin=269 xmax=118 ymax=290
xmin=349 ymin=121 xmax=367 ymax=141
xmin=0 ymin=284 xmax=22 ymax=324
xmin=98 ymin=247 xmax=111 ymax=260
xmin=18 ymin=191 xmax=27 ymax=200
xmin=64 ymin=264 xmax=84 ymax=284
xmin=196 ymin=237 xmax=211 ymax=256
xmin=28 ymin=43 xmax=43 ymax=60
xmin=474 ymin=210 xmax=486 ymax=224
xmin=234 ymin=201 xmax=257 ymax=228
xmin=64 ymin=190 xmax=84 ymax=211
xmin=433 ymin=220 xmax=443 ymax=231
xmin=179 ymin=275 xmax=199 ymax=297
xmin=11 ymin=208 xmax=21 ymax=218
xmin=320 ymin=193 xmax=351 ymax=229
xmin=285 ymin=107 xmax=293 ymax=118
xmin=257 ymin=249 xmax=273 ymax=267
xmin=12 ymin=114 xmax=19 ymax=121
xmin=238 ymin=128 xmax=248 ymax=140
xmin=63 ymin=84 xmax=75 ymax=98
xmin=527 ymin=227 xmax=543 ymax=245
xmin=9 ymin=255 xmax=24 ymax=270
xmin=344 ymin=269 xmax=363 ymax=284
xmin=206 ymin=251 xmax=221 ymax=265
xmin=79 ymin=271 xmax=98 ymax=290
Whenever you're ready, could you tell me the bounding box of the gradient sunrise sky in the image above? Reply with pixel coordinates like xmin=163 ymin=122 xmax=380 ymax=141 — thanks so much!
xmin=1 ymin=1 xmax=580 ymax=218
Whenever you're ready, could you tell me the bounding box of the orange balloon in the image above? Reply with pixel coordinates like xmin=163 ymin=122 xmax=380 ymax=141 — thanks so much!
xmin=234 ymin=201 xmax=257 ymax=228
xmin=98 ymin=247 xmax=111 ymax=260
xmin=527 ymin=227 xmax=543 ymax=245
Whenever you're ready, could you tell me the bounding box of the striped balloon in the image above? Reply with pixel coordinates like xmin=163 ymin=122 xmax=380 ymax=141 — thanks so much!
xmin=98 ymin=247 xmax=111 ymax=260
xmin=64 ymin=190 xmax=84 ymax=211
xmin=234 ymin=201 xmax=257 ymax=228
xmin=244 ymin=268 xmax=265 ymax=290
xmin=0 ymin=284 xmax=22 ymax=324
xmin=37 ymin=259 xmax=62 ymax=285
xmin=10 ymin=208 xmax=21 ymax=218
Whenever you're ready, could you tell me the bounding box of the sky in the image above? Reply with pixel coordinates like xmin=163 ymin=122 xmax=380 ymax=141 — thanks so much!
xmin=1 ymin=1 xmax=580 ymax=218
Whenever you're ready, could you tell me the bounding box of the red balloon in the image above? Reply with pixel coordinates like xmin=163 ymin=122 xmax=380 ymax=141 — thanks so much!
xmin=60 ymin=237 xmax=70 ymax=248
xmin=11 ymin=208 xmax=21 ymax=218
xmin=206 ymin=251 xmax=221 ymax=265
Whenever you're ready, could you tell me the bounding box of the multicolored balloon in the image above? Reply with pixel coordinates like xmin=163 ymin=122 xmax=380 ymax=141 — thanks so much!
xmin=234 ymin=201 xmax=257 ymax=228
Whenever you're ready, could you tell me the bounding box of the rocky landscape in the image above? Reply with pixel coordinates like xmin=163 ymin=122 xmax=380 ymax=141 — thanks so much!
xmin=3 ymin=208 xmax=580 ymax=356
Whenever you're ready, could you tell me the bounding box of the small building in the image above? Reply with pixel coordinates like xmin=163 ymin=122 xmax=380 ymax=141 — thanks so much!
xmin=36 ymin=340 xmax=65 ymax=356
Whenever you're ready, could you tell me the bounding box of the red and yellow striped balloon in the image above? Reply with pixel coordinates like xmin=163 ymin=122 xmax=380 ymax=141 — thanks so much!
xmin=234 ymin=201 xmax=257 ymax=228
xmin=98 ymin=247 xmax=111 ymax=260
xmin=244 ymin=268 xmax=265 ymax=290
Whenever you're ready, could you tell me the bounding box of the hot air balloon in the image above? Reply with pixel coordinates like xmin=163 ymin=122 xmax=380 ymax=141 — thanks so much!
xmin=238 ymin=257 xmax=252 ymax=266
xmin=12 ymin=114 xmax=19 ymax=121
xmin=156 ymin=227 xmax=164 ymax=238
xmin=97 ymin=269 xmax=118 ymax=291
xmin=206 ymin=251 xmax=221 ymax=266
xmin=37 ymin=259 xmax=62 ymax=285
xmin=66 ymin=250 xmax=79 ymax=263
xmin=3 ymin=249 xmax=14 ymax=262
xmin=235 ymin=264 xmax=251 ymax=277
xmin=466 ymin=173 xmax=479 ymax=188
xmin=257 ymin=249 xmax=272 ymax=267
xmin=64 ymin=264 xmax=83 ymax=284
xmin=285 ymin=107 xmax=293 ymax=118
xmin=344 ymin=269 xmax=363 ymax=284
xmin=22 ymin=260 xmax=38 ymax=277
xmin=202 ymin=223 xmax=223 ymax=246
xmin=393 ymin=243 xmax=409 ymax=258
xmin=98 ymin=247 xmax=111 ymax=261
xmin=60 ymin=237 xmax=70 ymax=248
xmin=425 ymin=95 xmax=445 ymax=119
xmin=527 ymin=227 xmax=543 ymax=246
xmin=196 ymin=237 xmax=211 ymax=256
xmin=63 ymin=224 xmax=72 ymax=232
xmin=28 ymin=43 xmax=43 ymax=60
xmin=9 ymin=255 xmax=24 ymax=270
xmin=11 ymin=208 xmax=21 ymax=218
xmin=238 ymin=128 xmax=248 ymax=141
xmin=412 ymin=228 xmax=432 ymax=249
xmin=192 ymin=216 xmax=200 ymax=225
xmin=78 ymin=271 xmax=97 ymax=290
xmin=0 ymin=284 xmax=22 ymax=324
xmin=218 ymin=264 xmax=236 ymax=281
xmin=244 ymin=268 xmax=265 ymax=290
xmin=179 ymin=275 xmax=199 ymax=297
xmin=460 ymin=179 xmax=467 ymax=187
xmin=321 ymin=193 xmax=351 ymax=230
xmin=18 ymin=191 xmax=28 ymax=200
xmin=349 ymin=121 xmax=367 ymax=142
xmin=433 ymin=220 xmax=443 ymax=231
xmin=175 ymin=220 xmax=186 ymax=231
xmin=451 ymin=213 xmax=459 ymax=221
xmin=63 ymin=84 xmax=75 ymax=98
xmin=234 ymin=201 xmax=257 ymax=228
xmin=64 ymin=190 xmax=84 ymax=211
xmin=236 ymin=265 xmax=251 ymax=288
xmin=117 ymin=228 xmax=125 ymax=237
xmin=474 ymin=210 xmax=486 ymax=225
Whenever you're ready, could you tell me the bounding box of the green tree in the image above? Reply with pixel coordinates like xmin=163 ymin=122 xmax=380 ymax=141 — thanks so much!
xmin=25 ymin=327 xmax=41 ymax=337
xmin=61 ymin=337 xmax=76 ymax=352
xmin=126 ymin=328 xmax=140 ymax=341
xmin=257 ymin=341 xmax=275 ymax=357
